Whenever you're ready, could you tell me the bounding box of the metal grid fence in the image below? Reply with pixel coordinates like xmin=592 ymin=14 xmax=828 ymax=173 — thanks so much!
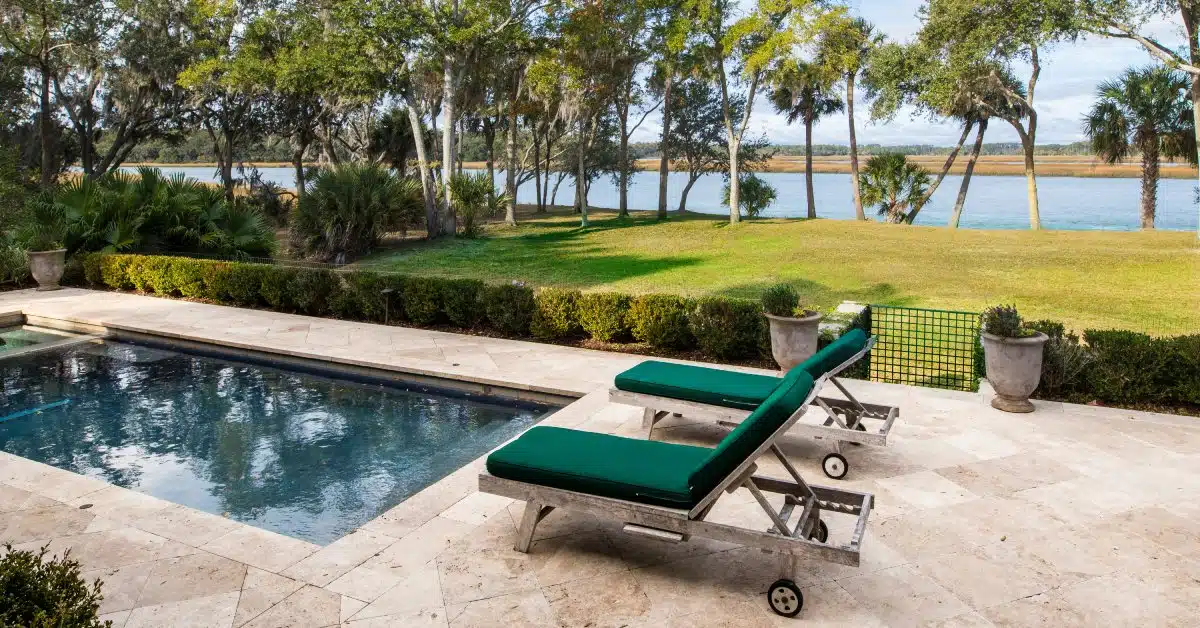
xmin=867 ymin=305 xmax=982 ymax=392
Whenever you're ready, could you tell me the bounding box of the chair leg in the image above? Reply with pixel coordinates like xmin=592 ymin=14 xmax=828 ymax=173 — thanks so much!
xmin=642 ymin=407 xmax=659 ymax=439
xmin=515 ymin=501 xmax=552 ymax=553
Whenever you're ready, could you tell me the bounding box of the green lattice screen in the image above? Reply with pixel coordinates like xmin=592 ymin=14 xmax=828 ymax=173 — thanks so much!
xmin=867 ymin=305 xmax=982 ymax=392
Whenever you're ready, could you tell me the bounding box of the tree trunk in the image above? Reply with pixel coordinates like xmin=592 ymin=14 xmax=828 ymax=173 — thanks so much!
xmin=1191 ymin=73 xmax=1200 ymax=239
xmin=950 ymin=118 xmax=987 ymax=229
xmin=657 ymin=72 xmax=673 ymax=220
xmin=219 ymin=131 xmax=235 ymax=202
xmin=679 ymin=175 xmax=698 ymax=213
xmin=727 ymin=137 xmax=741 ymax=223
xmin=485 ymin=123 xmax=496 ymax=206
xmin=577 ymin=119 xmax=589 ymax=227
xmin=533 ymin=129 xmax=543 ymax=213
xmin=541 ymin=130 xmax=553 ymax=212
xmin=551 ymin=172 xmax=563 ymax=207
xmin=908 ymin=121 xmax=973 ymax=224
xmin=846 ymin=73 xmax=865 ymax=220
xmin=404 ymin=100 xmax=439 ymax=238
xmin=1021 ymin=132 xmax=1040 ymax=230
xmin=38 ymin=66 xmax=54 ymax=188
xmin=293 ymin=149 xmax=306 ymax=201
xmin=804 ymin=117 xmax=816 ymax=219
xmin=617 ymin=115 xmax=629 ymax=217
xmin=441 ymin=56 xmax=457 ymax=232
xmin=505 ymin=96 xmax=518 ymax=226
xmin=1140 ymin=137 xmax=1159 ymax=229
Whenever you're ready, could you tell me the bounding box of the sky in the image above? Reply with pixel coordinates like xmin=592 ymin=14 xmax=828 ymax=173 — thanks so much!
xmin=632 ymin=0 xmax=1179 ymax=147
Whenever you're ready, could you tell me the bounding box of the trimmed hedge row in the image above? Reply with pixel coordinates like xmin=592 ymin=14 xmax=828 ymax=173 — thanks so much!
xmin=80 ymin=254 xmax=774 ymax=361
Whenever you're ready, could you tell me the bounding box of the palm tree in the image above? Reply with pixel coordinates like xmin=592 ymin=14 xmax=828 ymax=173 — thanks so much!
xmin=859 ymin=152 xmax=932 ymax=223
xmin=770 ymin=62 xmax=843 ymax=219
xmin=1084 ymin=65 xmax=1196 ymax=229
xmin=819 ymin=18 xmax=883 ymax=221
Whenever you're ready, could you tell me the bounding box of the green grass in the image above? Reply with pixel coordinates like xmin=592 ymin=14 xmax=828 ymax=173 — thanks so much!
xmin=359 ymin=210 xmax=1200 ymax=336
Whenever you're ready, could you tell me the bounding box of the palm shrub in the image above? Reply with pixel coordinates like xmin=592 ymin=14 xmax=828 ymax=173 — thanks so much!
xmin=721 ymin=173 xmax=777 ymax=218
xmin=289 ymin=164 xmax=423 ymax=263
xmin=448 ymin=173 xmax=507 ymax=238
xmin=859 ymin=152 xmax=932 ymax=224
xmin=1084 ymin=65 xmax=1196 ymax=229
xmin=15 ymin=192 xmax=67 ymax=251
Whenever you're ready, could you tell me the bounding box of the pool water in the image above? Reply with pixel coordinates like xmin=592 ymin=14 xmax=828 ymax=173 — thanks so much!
xmin=0 ymin=326 xmax=76 ymax=352
xmin=0 ymin=341 xmax=555 ymax=544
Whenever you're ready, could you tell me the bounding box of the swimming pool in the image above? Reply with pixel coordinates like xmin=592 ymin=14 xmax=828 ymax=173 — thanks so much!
xmin=0 ymin=339 xmax=557 ymax=544
xmin=0 ymin=325 xmax=80 ymax=353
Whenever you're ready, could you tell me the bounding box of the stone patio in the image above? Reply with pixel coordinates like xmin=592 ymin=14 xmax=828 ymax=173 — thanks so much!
xmin=1 ymin=288 xmax=1198 ymax=627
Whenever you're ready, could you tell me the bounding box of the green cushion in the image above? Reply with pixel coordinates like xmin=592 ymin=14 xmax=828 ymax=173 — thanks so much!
xmin=613 ymin=360 xmax=779 ymax=410
xmin=486 ymin=426 xmax=713 ymax=508
xmin=689 ymin=371 xmax=816 ymax=497
xmin=797 ymin=328 xmax=869 ymax=379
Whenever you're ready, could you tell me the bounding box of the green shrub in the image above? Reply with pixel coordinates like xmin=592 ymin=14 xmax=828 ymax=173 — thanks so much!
xmin=259 ymin=266 xmax=300 ymax=311
xmin=530 ymin=288 xmax=581 ymax=339
xmin=1025 ymin=319 xmax=1090 ymax=399
xmin=761 ymin=284 xmax=802 ymax=317
xmin=689 ymin=297 xmax=764 ymax=360
xmin=199 ymin=262 xmax=234 ymax=301
xmin=1166 ymin=335 xmax=1200 ymax=404
xmin=627 ymin=294 xmax=693 ymax=349
xmin=484 ymin=282 xmax=535 ymax=335
xmin=403 ymin=276 xmax=443 ymax=325
xmin=0 ymin=544 xmax=109 ymax=628
xmin=289 ymin=268 xmax=338 ymax=316
xmin=170 ymin=258 xmax=207 ymax=299
xmin=721 ymin=173 xmax=777 ymax=218
xmin=99 ymin=255 xmax=133 ymax=290
xmin=1083 ymin=330 xmax=1170 ymax=404
xmin=334 ymin=271 xmax=391 ymax=322
xmin=81 ymin=253 xmax=103 ymax=286
xmin=224 ymin=264 xmax=269 ymax=307
xmin=441 ymin=279 xmax=485 ymax=327
xmin=289 ymin=164 xmax=423 ymax=262
xmin=1025 ymin=319 xmax=1065 ymax=340
xmin=981 ymin=304 xmax=1032 ymax=338
xmin=60 ymin=255 xmax=85 ymax=287
xmin=448 ymin=172 xmax=507 ymax=238
xmin=577 ymin=292 xmax=631 ymax=342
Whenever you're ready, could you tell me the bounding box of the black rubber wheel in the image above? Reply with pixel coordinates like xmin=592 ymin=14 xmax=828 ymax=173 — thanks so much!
xmin=809 ymin=519 xmax=829 ymax=543
xmin=768 ymin=579 xmax=804 ymax=617
xmin=850 ymin=421 xmax=867 ymax=446
xmin=822 ymin=453 xmax=849 ymax=480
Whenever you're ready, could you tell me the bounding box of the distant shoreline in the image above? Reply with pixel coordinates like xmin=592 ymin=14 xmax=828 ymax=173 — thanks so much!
xmin=122 ymin=156 xmax=1200 ymax=179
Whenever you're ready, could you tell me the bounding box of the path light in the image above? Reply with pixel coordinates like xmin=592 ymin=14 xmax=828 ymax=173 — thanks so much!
xmin=381 ymin=288 xmax=395 ymax=324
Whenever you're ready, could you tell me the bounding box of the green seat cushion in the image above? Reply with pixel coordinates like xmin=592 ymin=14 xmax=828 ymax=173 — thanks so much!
xmin=796 ymin=328 xmax=869 ymax=378
xmin=613 ymin=360 xmax=779 ymax=410
xmin=689 ymin=371 xmax=816 ymax=497
xmin=486 ymin=426 xmax=713 ymax=508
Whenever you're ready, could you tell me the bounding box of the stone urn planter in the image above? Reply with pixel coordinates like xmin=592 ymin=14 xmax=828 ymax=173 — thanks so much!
xmin=27 ymin=249 xmax=67 ymax=291
xmin=765 ymin=311 xmax=822 ymax=370
xmin=981 ymin=331 xmax=1048 ymax=413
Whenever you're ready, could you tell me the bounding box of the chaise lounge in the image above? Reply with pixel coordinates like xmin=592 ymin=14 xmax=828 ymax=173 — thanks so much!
xmin=608 ymin=329 xmax=900 ymax=479
xmin=478 ymin=369 xmax=875 ymax=617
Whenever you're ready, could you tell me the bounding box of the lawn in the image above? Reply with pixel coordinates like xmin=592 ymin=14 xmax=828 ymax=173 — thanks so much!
xmin=359 ymin=210 xmax=1200 ymax=336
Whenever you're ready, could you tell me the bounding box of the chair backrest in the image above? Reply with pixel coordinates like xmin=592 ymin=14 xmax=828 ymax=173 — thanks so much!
xmin=688 ymin=370 xmax=816 ymax=498
xmin=793 ymin=328 xmax=869 ymax=379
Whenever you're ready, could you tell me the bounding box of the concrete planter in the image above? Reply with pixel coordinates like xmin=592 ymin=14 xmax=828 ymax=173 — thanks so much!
xmin=981 ymin=331 xmax=1048 ymax=413
xmin=765 ymin=311 xmax=822 ymax=370
xmin=27 ymin=249 xmax=67 ymax=291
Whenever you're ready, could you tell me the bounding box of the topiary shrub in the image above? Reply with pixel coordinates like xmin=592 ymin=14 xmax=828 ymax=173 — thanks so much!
xmin=577 ymin=292 xmax=631 ymax=342
xmin=530 ymin=288 xmax=582 ymax=339
xmin=224 ymin=263 xmax=269 ymax=307
xmin=143 ymin=257 xmax=177 ymax=295
xmin=171 ymin=258 xmax=207 ymax=299
xmin=289 ymin=268 xmax=337 ymax=316
xmin=0 ymin=544 xmax=110 ymax=628
xmin=1166 ymin=335 xmax=1200 ymax=404
xmin=329 ymin=271 xmax=389 ymax=321
xmin=484 ymin=282 xmax=535 ymax=335
xmin=761 ymin=284 xmax=801 ymax=317
xmin=403 ymin=276 xmax=443 ymax=325
xmin=259 ymin=266 xmax=300 ymax=311
xmin=981 ymin=304 xmax=1033 ymax=338
xmin=199 ymin=261 xmax=234 ymax=301
xmin=99 ymin=255 xmax=133 ymax=290
xmin=441 ymin=279 xmax=485 ymax=327
xmin=627 ymin=294 xmax=694 ymax=349
xmin=689 ymin=297 xmax=765 ymax=360
xmin=81 ymin=253 xmax=103 ymax=286
xmin=1082 ymin=330 xmax=1166 ymax=404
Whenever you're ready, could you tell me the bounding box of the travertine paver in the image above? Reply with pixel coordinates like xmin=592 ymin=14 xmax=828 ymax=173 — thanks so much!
xmin=1 ymin=288 xmax=1199 ymax=627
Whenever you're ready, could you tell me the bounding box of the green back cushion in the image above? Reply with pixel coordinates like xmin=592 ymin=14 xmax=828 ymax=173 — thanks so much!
xmin=793 ymin=328 xmax=869 ymax=379
xmin=688 ymin=371 xmax=816 ymax=498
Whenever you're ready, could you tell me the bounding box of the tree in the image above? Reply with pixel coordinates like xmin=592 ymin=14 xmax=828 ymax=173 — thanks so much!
xmin=606 ymin=0 xmax=661 ymax=218
xmin=859 ymin=152 xmax=932 ymax=223
xmin=649 ymin=5 xmax=690 ymax=220
xmin=919 ymin=0 xmax=1080 ymax=230
xmin=1084 ymin=65 xmax=1196 ymax=229
xmin=769 ymin=61 xmax=843 ymax=219
xmin=1079 ymin=0 xmax=1200 ymax=238
xmin=818 ymin=16 xmax=882 ymax=221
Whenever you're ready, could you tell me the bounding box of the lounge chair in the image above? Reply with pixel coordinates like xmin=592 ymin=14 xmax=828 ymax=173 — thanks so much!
xmin=608 ymin=329 xmax=899 ymax=480
xmin=479 ymin=370 xmax=875 ymax=618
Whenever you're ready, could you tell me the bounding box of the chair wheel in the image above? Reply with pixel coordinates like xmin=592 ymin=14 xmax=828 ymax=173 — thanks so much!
xmin=809 ymin=519 xmax=828 ymax=543
xmin=822 ymin=453 xmax=849 ymax=479
xmin=768 ymin=579 xmax=803 ymax=617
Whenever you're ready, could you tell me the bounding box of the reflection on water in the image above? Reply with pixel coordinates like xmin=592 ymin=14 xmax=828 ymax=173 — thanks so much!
xmin=0 ymin=342 xmax=552 ymax=544
xmin=125 ymin=165 xmax=1200 ymax=231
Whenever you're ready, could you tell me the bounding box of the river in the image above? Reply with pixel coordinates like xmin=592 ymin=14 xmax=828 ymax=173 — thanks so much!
xmin=122 ymin=165 xmax=1199 ymax=232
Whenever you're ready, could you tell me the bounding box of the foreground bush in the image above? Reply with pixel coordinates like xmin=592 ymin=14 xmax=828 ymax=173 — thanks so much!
xmin=689 ymin=297 xmax=765 ymax=360
xmin=484 ymin=283 xmax=536 ymax=335
xmin=531 ymin=288 xmax=581 ymax=339
xmin=0 ymin=545 xmax=109 ymax=628
xmin=577 ymin=293 xmax=631 ymax=342
xmin=628 ymin=294 xmax=694 ymax=349
xmin=289 ymin=164 xmax=423 ymax=263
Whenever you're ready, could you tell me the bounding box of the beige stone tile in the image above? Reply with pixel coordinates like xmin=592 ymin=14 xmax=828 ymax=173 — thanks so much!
xmin=0 ymin=484 xmax=43 ymax=513
xmin=436 ymin=522 xmax=539 ymax=605
xmin=344 ymin=608 xmax=450 ymax=627
xmin=934 ymin=495 xmax=1071 ymax=548
xmin=980 ymin=590 xmax=1089 ymax=627
xmin=935 ymin=452 xmax=1078 ymax=497
xmin=1 ymin=503 xmax=94 ymax=543
xmin=916 ymin=541 xmax=1066 ymax=610
xmin=1112 ymin=506 xmax=1200 ymax=558
xmin=1056 ymin=573 xmax=1192 ymax=626
xmin=1012 ymin=479 xmax=1135 ymax=525
xmin=876 ymin=471 xmax=979 ymax=510
xmin=838 ymin=565 xmax=972 ymax=628
xmin=85 ymin=516 xmax=127 ymax=534
xmin=439 ymin=492 xmax=514 ymax=526
xmin=70 ymin=486 xmax=172 ymax=523
xmin=130 ymin=504 xmax=241 ymax=547
xmin=341 ymin=596 xmax=367 ymax=623
xmin=323 ymin=564 xmax=404 ymax=603
xmin=125 ymin=590 xmax=240 ymax=628
xmin=629 ymin=548 xmax=776 ymax=619
xmin=872 ymin=511 xmax=980 ymax=563
xmin=448 ymin=589 xmax=556 ymax=628
xmin=98 ymin=609 xmax=132 ymax=628
xmin=240 ymin=585 xmax=341 ymax=628
xmin=504 ymin=501 xmax=614 ymax=543
xmin=232 ymin=571 xmax=304 ymax=627
xmin=360 ymin=475 xmax=476 ymax=539
xmin=922 ymin=611 xmax=996 ymax=627
xmin=361 ymin=516 xmax=475 ymax=576
xmin=201 ymin=525 xmax=319 ymax=573
xmin=942 ymin=428 xmax=1023 ymax=461
xmin=527 ymin=530 xmax=629 ymax=588
xmin=542 ymin=570 xmax=652 ymax=627
xmin=135 ymin=551 xmax=247 ymax=608
xmin=350 ymin=560 xmax=443 ymax=620
xmin=280 ymin=528 xmax=397 ymax=587
xmin=0 ymin=461 xmax=111 ymax=503
xmin=18 ymin=527 xmax=198 ymax=572
xmin=85 ymin=563 xmax=154 ymax=614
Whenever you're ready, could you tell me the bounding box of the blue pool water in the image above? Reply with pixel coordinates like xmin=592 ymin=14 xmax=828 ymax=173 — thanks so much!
xmin=0 ymin=341 xmax=555 ymax=544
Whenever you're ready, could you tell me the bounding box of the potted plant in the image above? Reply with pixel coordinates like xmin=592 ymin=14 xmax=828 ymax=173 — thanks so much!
xmin=762 ymin=284 xmax=822 ymax=370
xmin=980 ymin=304 xmax=1049 ymax=413
xmin=16 ymin=195 xmax=68 ymax=291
